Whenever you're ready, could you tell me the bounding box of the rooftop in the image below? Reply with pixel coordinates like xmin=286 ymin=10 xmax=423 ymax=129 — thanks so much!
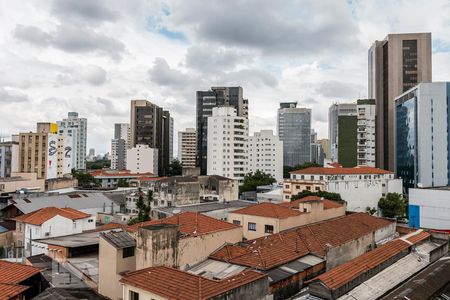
xmin=100 ymin=230 xmax=136 ymax=249
xmin=127 ymin=211 xmax=240 ymax=237
xmin=0 ymin=260 xmax=41 ymax=284
xmin=153 ymin=200 xmax=254 ymax=215
xmin=0 ymin=283 xmax=28 ymax=300
xmin=209 ymin=213 xmax=393 ymax=270
xmin=290 ymin=166 xmax=393 ymax=175
xmin=230 ymin=202 xmax=302 ymax=218
xmin=120 ymin=266 xmax=267 ymax=300
xmin=15 ymin=207 xmax=90 ymax=225
xmin=279 ymin=196 xmax=344 ymax=210
xmin=91 ymin=170 xmax=154 ymax=178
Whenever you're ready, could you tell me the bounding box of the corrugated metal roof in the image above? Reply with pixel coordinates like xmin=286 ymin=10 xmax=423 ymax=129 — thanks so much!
xmin=297 ymin=254 xmax=325 ymax=266
xmin=188 ymin=259 xmax=246 ymax=280
xmin=100 ymin=230 xmax=135 ymax=249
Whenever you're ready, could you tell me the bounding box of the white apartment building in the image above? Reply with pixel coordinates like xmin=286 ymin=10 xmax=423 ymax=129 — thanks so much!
xmin=357 ymin=99 xmax=376 ymax=167
xmin=111 ymin=123 xmax=130 ymax=170
xmin=207 ymin=106 xmax=249 ymax=184
xmin=328 ymin=103 xmax=356 ymax=163
xmin=127 ymin=144 xmax=158 ymax=175
xmin=178 ymin=128 xmax=197 ymax=168
xmin=57 ymin=112 xmax=87 ymax=170
xmin=284 ymin=166 xmax=403 ymax=212
xmin=248 ymin=130 xmax=283 ymax=183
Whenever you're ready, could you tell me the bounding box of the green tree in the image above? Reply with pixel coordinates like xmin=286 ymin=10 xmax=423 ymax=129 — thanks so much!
xmin=73 ymin=171 xmax=98 ymax=187
xmin=117 ymin=178 xmax=129 ymax=187
xmin=239 ymin=171 xmax=276 ymax=194
xmin=378 ymin=193 xmax=406 ymax=218
xmin=366 ymin=206 xmax=377 ymax=215
xmin=291 ymin=190 xmax=342 ymax=202
xmin=168 ymin=159 xmax=183 ymax=176
xmin=283 ymin=162 xmax=321 ymax=179
xmin=128 ymin=188 xmax=152 ymax=225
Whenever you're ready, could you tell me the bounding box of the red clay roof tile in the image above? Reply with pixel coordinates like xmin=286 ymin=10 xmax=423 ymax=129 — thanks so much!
xmin=231 ymin=202 xmax=302 ymax=218
xmin=0 ymin=283 xmax=29 ymax=300
xmin=278 ymin=196 xmax=344 ymax=210
xmin=0 ymin=261 xmax=41 ymax=284
xmin=14 ymin=207 xmax=91 ymax=226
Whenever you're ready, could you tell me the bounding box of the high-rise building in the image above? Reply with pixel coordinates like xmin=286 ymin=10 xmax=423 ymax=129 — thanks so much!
xmin=196 ymin=87 xmax=248 ymax=175
xmin=356 ymin=99 xmax=376 ymax=167
xmin=111 ymin=123 xmax=130 ymax=170
xmin=310 ymin=130 xmax=324 ymax=166
xmin=277 ymin=102 xmax=311 ymax=167
xmin=57 ymin=112 xmax=87 ymax=170
xmin=178 ymin=128 xmax=197 ymax=168
xmin=317 ymin=139 xmax=329 ymax=159
xmin=0 ymin=139 xmax=19 ymax=177
xmin=126 ymin=145 xmax=158 ymax=175
xmin=130 ymin=100 xmax=172 ymax=176
xmin=328 ymin=103 xmax=357 ymax=164
xmin=369 ymin=33 xmax=432 ymax=171
xmin=395 ymin=82 xmax=450 ymax=192
xmin=207 ymin=106 xmax=248 ymax=184
xmin=248 ymin=130 xmax=283 ymax=183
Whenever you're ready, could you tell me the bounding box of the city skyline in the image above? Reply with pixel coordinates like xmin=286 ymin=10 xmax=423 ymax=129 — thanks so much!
xmin=2 ymin=1 xmax=450 ymax=153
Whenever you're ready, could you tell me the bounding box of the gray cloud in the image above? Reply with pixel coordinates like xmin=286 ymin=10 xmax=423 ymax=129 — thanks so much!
xmin=185 ymin=45 xmax=252 ymax=71
xmin=220 ymin=69 xmax=278 ymax=88
xmin=56 ymin=65 xmax=107 ymax=86
xmin=148 ymin=57 xmax=195 ymax=87
xmin=80 ymin=65 xmax=107 ymax=85
xmin=51 ymin=0 xmax=119 ymax=25
xmin=316 ymin=80 xmax=363 ymax=99
xmin=0 ymin=88 xmax=29 ymax=103
xmin=14 ymin=24 xmax=125 ymax=61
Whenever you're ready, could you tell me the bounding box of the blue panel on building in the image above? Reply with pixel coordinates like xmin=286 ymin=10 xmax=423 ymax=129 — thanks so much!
xmin=409 ymin=205 xmax=420 ymax=228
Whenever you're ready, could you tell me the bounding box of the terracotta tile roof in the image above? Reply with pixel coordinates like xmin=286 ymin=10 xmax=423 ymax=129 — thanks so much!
xmin=120 ymin=266 xmax=266 ymax=300
xmin=0 ymin=283 xmax=28 ymax=300
xmin=231 ymin=202 xmax=302 ymax=218
xmin=290 ymin=166 xmax=393 ymax=175
xmin=307 ymin=238 xmax=411 ymax=291
xmin=0 ymin=261 xmax=41 ymax=284
xmin=278 ymin=196 xmax=344 ymax=210
xmin=14 ymin=207 xmax=91 ymax=226
xmin=405 ymin=230 xmax=430 ymax=244
xmin=127 ymin=212 xmax=240 ymax=237
xmin=209 ymin=213 xmax=393 ymax=270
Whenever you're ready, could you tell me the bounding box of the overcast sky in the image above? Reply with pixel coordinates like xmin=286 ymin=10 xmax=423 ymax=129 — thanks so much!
xmin=1 ymin=0 xmax=450 ymax=154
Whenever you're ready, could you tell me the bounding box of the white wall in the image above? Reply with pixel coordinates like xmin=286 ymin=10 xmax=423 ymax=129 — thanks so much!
xmin=248 ymin=130 xmax=283 ymax=183
xmin=127 ymin=145 xmax=158 ymax=175
xmin=409 ymin=188 xmax=450 ymax=230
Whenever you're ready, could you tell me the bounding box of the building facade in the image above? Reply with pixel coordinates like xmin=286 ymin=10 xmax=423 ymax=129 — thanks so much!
xmin=0 ymin=140 xmax=19 ymax=177
xmin=328 ymin=103 xmax=357 ymax=166
xmin=277 ymin=102 xmax=311 ymax=167
xmin=311 ymin=129 xmax=324 ymax=166
xmin=178 ymin=128 xmax=197 ymax=168
xmin=126 ymin=145 xmax=158 ymax=175
xmin=357 ymin=99 xmax=376 ymax=167
xmin=57 ymin=112 xmax=87 ymax=170
xmin=207 ymin=106 xmax=248 ymax=183
xmin=196 ymin=87 xmax=248 ymax=175
xmin=248 ymin=130 xmax=283 ymax=183
xmin=395 ymin=82 xmax=450 ymax=192
xmin=130 ymin=100 xmax=172 ymax=176
xmin=111 ymin=123 xmax=130 ymax=170
xmin=318 ymin=139 xmax=329 ymax=160
xmin=369 ymin=33 xmax=432 ymax=171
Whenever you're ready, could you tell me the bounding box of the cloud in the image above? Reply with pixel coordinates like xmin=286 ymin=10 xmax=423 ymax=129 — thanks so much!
xmin=0 ymin=88 xmax=29 ymax=103
xmin=185 ymin=45 xmax=252 ymax=71
xmin=316 ymin=80 xmax=363 ymax=99
xmin=14 ymin=24 xmax=126 ymax=61
xmin=56 ymin=65 xmax=107 ymax=86
xmin=148 ymin=57 xmax=195 ymax=87
xmin=51 ymin=0 xmax=119 ymax=25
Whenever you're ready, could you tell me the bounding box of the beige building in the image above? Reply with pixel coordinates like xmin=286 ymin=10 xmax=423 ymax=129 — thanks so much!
xmin=318 ymin=139 xmax=329 ymax=160
xmin=0 ymin=172 xmax=45 ymax=193
xmin=228 ymin=196 xmax=346 ymax=240
xmin=178 ymin=128 xmax=197 ymax=168
xmin=18 ymin=131 xmax=48 ymax=179
xmin=368 ymin=33 xmax=432 ymax=171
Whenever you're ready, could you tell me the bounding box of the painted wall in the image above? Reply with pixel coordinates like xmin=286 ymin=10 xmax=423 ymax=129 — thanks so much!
xmin=409 ymin=188 xmax=450 ymax=231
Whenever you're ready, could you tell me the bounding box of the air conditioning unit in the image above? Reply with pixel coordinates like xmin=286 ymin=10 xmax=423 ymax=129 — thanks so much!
xmin=45 ymin=232 xmax=50 ymax=237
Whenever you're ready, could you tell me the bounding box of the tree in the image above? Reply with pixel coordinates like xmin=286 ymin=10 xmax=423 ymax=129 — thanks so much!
xmin=239 ymin=171 xmax=276 ymax=194
xmin=117 ymin=178 xmax=129 ymax=187
xmin=366 ymin=206 xmax=377 ymax=215
xmin=283 ymin=162 xmax=321 ymax=179
xmin=378 ymin=193 xmax=406 ymax=218
xmin=128 ymin=188 xmax=152 ymax=225
xmin=73 ymin=171 xmax=98 ymax=188
xmin=291 ymin=190 xmax=342 ymax=202
xmin=168 ymin=159 xmax=183 ymax=176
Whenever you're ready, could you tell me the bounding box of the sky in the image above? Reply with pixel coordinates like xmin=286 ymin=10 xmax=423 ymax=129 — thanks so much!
xmin=1 ymin=0 xmax=450 ymax=154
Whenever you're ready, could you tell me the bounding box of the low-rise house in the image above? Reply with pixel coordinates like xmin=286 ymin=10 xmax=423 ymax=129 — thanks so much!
xmin=284 ymin=165 xmax=403 ymax=212
xmin=0 ymin=172 xmax=45 ymax=194
xmin=209 ymin=213 xmax=396 ymax=299
xmin=0 ymin=260 xmax=44 ymax=299
xmin=91 ymin=170 xmax=156 ymax=188
xmin=120 ymin=266 xmax=268 ymax=300
xmin=228 ymin=196 xmax=346 ymax=239
xmin=307 ymin=230 xmax=449 ymax=299
xmin=14 ymin=207 xmax=95 ymax=256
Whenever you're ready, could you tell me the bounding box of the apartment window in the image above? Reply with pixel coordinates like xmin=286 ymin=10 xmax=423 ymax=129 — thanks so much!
xmin=130 ymin=291 xmax=140 ymax=300
xmin=306 ymin=186 xmax=311 ymax=191
xmin=248 ymin=222 xmax=256 ymax=231
xmin=285 ymin=184 xmax=289 ymax=189
xmin=264 ymin=225 xmax=274 ymax=234
xmin=315 ymin=187 xmax=320 ymax=191
xmin=233 ymin=220 xmax=241 ymax=225
xmin=123 ymin=246 xmax=135 ymax=258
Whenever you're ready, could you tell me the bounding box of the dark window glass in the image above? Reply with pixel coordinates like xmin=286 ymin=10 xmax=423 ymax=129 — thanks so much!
xmin=123 ymin=246 xmax=135 ymax=258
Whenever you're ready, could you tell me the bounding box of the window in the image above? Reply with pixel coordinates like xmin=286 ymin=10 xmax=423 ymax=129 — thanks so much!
xmin=306 ymin=186 xmax=311 ymax=191
xmin=233 ymin=220 xmax=241 ymax=225
xmin=88 ymin=219 xmax=94 ymax=223
xmin=130 ymin=291 xmax=139 ymax=300
xmin=123 ymin=246 xmax=135 ymax=258
xmin=264 ymin=225 xmax=274 ymax=234
xmin=248 ymin=222 xmax=256 ymax=231
xmin=315 ymin=187 xmax=320 ymax=191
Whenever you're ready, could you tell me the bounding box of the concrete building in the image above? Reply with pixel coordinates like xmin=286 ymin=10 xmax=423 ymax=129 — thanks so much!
xmin=228 ymin=196 xmax=346 ymax=239
xmin=369 ymin=33 xmax=432 ymax=171
xmin=111 ymin=123 xmax=130 ymax=170
xmin=277 ymin=102 xmax=311 ymax=167
xmin=248 ymin=130 xmax=283 ymax=183
xmin=178 ymin=128 xmax=197 ymax=168
xmin=57 ymin=112 xmax=87 ymax=170
xmin=0 ymin=140 xmax=19 ymax=177
xmin=328 ymin=103 xmax=357 ymax=166
xmin=91 ymin=169 xmax=155 ymax=188
xmin=311 ymin=129 xmax=324 ymax=166
xmin=14 ymin=207 xmax=95 ymax=256
xmin=356 ymin=99 xmax=376 ymax=167
xmin=207 ymin=106 xmax=249 ymax=184
xmin=395 ymin=82 xmax=450 ymax=192
xmin=120 ymin=266 xmax=268 ymax=300
xmin=408 ymin=187 xmax=450 ymax=232
xmin=130 ymin=100 xmax=172 ymax=176
xmin=126 ymin=145 xmax=158 ymax=175
xmin=318 ymin=139 xmax=329 ymax=160
xmin=196 ymin=86 xmax=248 ymax=175
xmin=0 ymin=173 xmax=45 ymax=194
xmin=284 ymin=165 xmax=403 ymax=212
